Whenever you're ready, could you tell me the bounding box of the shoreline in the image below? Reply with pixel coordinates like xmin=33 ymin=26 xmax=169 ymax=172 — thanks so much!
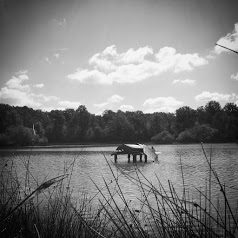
xmin=0 ymin=142 xmax=237 ymax=151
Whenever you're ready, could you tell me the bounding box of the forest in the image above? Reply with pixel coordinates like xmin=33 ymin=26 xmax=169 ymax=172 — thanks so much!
xmin=0 ymin=101 xmax=238 ymax=146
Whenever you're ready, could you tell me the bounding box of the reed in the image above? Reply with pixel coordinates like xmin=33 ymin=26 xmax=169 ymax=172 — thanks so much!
xmin=0 ymin=144 xmax=237 ymax=237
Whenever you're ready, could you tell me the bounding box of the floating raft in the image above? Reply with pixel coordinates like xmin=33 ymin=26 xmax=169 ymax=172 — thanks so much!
xmin=111 ymin=143 xmax=149 ymax=163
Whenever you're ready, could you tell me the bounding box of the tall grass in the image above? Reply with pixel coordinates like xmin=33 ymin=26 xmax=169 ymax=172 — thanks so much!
xmin=0 ymin=144 xmax=238 ymax=237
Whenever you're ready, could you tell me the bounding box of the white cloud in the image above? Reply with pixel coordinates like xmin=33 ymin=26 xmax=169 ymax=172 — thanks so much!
xmin=206 ymin=54 xmax=216 ymax=60
xmin=172 ymin=79 xmax=196 ymax=86
xmin=155 ymin=47 xmax=208 ymax=73
xmin=0 ymin=87 xmax=42 ymax=107
xmin=143 ymin=97 xmax=183 ymax=113
xmin=41 ymin=107 xmax=66 ymax=112
xmin=16 ymin=70 xmax=28 ymax=75
xmin=45 ymin=57 xmax=52 ymax=64
xmin=108 ymin=94 xmax=124 ymax=103
xmin=67 ymin=45 xmax=207 ymax=85
xmin=195 ymin=91 xmax=238 ymax=103
xmin=34 ymin=83 xmax=44 ymax=88
xmin=94 ymin=102 xmax=108 ymax=109
xmin=0 ymin=71 xmax=59 ymax=108
xmin=6 ymin=75 xmax=30 ymax=91
xmin=54 ymin=53 xmax=60 ymax=58
xmin=53 ymin=18 xmax=67 ymax=27
xmin=36 ymin=94 xmax=59 ymax=102
xmin=58 ymin=100 xmax=81 ymax=109
xmin=94 ymin=94 xmax=124 ymax=109
xmin=119 ymin=105 xmax=135 ymax=112
xmin=214 ymin=22 xmax=238 ymax=54
xmin=231 ymin=73 xmax=238 ymax=81
xmin=67 ymin=69 xmax=111 ymax=84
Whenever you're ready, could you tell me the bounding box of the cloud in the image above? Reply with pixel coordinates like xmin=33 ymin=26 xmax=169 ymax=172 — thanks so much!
xmin=195 ymin=91 xmax=238 ymax=103
xmin=6 ymin=75 xmax=30 ymax=91
xmin=34 ymin=83 xmax=44 ymax=88
xmin=67 ymin=69 xmax=110 ymax=84
xmin=89 ymin=45 xmax=153 ymax=72
xmin=119 ymin=105 xmax=135 ymax=112
xmin=214 ymin=22 xmax=238 ymax=54
xmin=0 ymin=71 xmax=59 ymax=108
xmin=143 ymin=97 xmax=183 ymax=113
xmin=53 ymin=18 xmax=67 ymax=27
xmin=155 ymin=47 xmax=207 ymax=73
xmin=45 ymin=57 xmax=52 ymax=64
xmin=16 ymin=70 xmax=29 ymax=75
xmin=94 ymin=94 xmax=124 ymax=109
xmin=54 ymin=53 xmax=60 ymax=58
xmin=108 ymin=94 xmax=124 ymax=103
xmin=67 ymin=45 xmax=207 ymax=85
xmin=0 ymin=87 xmax=42 ymax=107
xmin=58 ymin=100 xmax=81 ymax=109
xmin=231 ymin=73 xmax=238 ymax=81
xmin=172 ymin=79 xmax=196 ymax=86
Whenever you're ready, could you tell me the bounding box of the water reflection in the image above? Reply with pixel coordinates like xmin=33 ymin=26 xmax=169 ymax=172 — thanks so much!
xmin=113 ymin=160 xmax=156 ymax=173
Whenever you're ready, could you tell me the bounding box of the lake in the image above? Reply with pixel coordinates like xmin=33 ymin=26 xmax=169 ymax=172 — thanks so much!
xmin=1 ymin=143 xmax=238 ymax=212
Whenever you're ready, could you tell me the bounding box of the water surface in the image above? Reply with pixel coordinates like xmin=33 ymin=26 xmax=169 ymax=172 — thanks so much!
xmin=1 ymin=143 xmax=238 ymax=210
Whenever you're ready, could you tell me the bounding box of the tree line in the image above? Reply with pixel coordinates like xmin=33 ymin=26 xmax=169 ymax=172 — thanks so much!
xmin=0 ymin=101 xmax=238 ymax=146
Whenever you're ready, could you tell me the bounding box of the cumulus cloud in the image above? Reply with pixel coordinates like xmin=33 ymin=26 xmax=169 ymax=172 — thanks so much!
xmin=0 ymin=71 xmax=59 ymax=108
xmin=94 ymin=94 xmax=124 ymax=109
xmin=58 ymin=100 xmax=81 ymax=109
xmin=119 ymin=105 xmax=135 ymax=112
xmin=143 ymin=97 xmax=183 ymax=113
xmin=172 ymin=79 xmax=196 ymax=86
xmin=6 ymin=74 xmax=30 ymax=91
xmin=108 ymin=94 xmax=124 ymax=103
xmin=67 ymin=69 xmax=110 ymax=84
xmin=0 ymin=87 xmax=42 ymax=107
xmin=214 ymin=22 xmax=238 ymax=54
xmin=231 ymin=73 xmax=238 ymax=81
xmin=67 ymin=45 xmax=207 ymax=85
xmin=195 ymin=91 xmax=238 ymax=103
xmin=155 ymin=47 xmax=207 ymax=73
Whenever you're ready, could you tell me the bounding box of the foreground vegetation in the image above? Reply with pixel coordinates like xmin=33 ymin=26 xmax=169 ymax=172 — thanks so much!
xmin=1 ymin=145 xmax=238 ymax=237
xmin=0 ymin=100 xmax=238 ymax=146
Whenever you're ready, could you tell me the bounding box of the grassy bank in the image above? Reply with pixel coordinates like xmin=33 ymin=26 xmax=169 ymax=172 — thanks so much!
xmin=0 ymin=144 xmax=238 ymax=237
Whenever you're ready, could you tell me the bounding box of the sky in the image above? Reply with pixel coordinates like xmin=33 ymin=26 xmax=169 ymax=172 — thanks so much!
xmin=0 ymin=0 xmax=238 ymax=115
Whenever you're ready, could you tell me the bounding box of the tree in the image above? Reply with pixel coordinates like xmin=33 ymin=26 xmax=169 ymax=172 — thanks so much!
xmin=48 ymin=110 xmax=66 ymax=142
xmin=196 ymin=106 xmax=207 ymax=124
xmin=126 ymin=111 xmax=147 ymax=141
xmin=223 ymin=103 xmax=238 ymax=115
xmin=7 ymin=126 xmax=33 ymax=146
xmin=205 ymin=101 xmax=221 ymax=125
xmin=176 ymin=106 xmax=197 ymax=133
xmin=192 ymin=123 xmax=219 ymax=143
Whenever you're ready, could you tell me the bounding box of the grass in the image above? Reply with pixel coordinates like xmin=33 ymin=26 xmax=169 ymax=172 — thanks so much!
xmin=0 ymin=143 xmax=238 ymax=237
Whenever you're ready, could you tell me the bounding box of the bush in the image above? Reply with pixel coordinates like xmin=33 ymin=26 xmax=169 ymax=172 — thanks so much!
xmin=151 ymin=130 xmax=175 ymax=144
xmin=176 ymin=130 xmax=196 ymax=143
xmin=36 ymin=136 xmax=48 ymax=145
xmin=0 ymin=133 xmax=10 ymax=146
